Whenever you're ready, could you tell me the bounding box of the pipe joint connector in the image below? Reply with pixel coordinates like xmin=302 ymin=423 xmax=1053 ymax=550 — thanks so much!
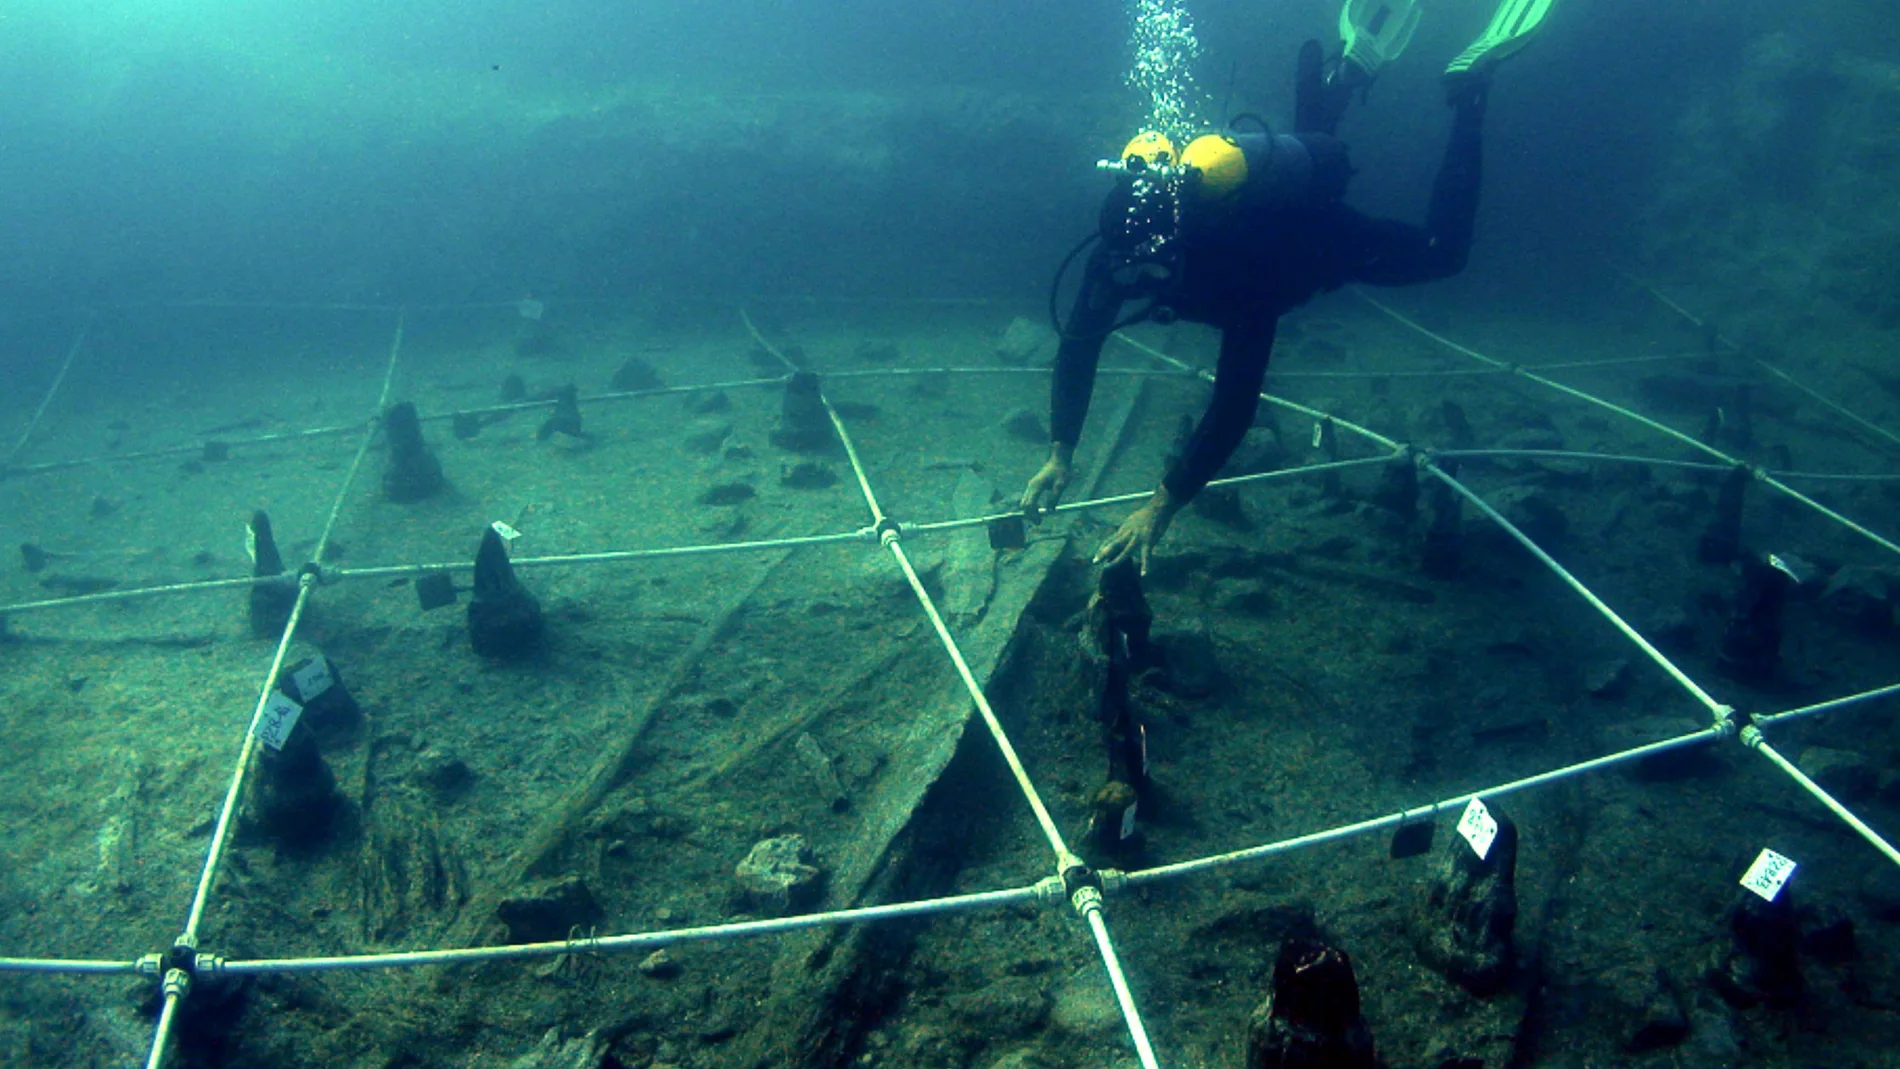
xmin=165 ymin=936 xmax=197 ymax=976
xmin=874 ymin=517 xmax=904 ymax=547
xmin=1710 ymin=704 xmax=1740 ymax=738
xmin=135 ymin=953 xmax=164 ymax=979
xmin=1740 ymin=724 xmax=1765 ymax=750
xmin=162 ymin=968 xmax=192 ymax=1000
xmin=1060 ymin=861 xmax=1104 ymax=917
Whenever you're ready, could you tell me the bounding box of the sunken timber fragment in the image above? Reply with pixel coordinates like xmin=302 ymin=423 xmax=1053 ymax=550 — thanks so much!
xmin=1246 ymin=938 xmax=1378 ymax=1069
xmin=1718 ymin=553 xmax=1803 ymax=682
xmin=1697 ymin=464 xmax=1749 ymax=565
xmin=536 ymin=383 xmax=590 ymax=443
xmin=1415 ymin=801 xmax=1518 ymax=995
xmin=248 ymin=511 xmax=299 ymax=639
xmin=770 ymin=371 xmax=836 ymax=453
xmin=1707 ymin=883 xmax=1805 ymax=1009
xmin=1421 ymin=461 xmax=1463 ymax=578
xmin=467 ymin=526 xmax=543 ymax=659
xmin=276 ymin=655 xmax=362 ymax=747
xmin=252 ymin=722 xmax=345 ymax=851
xmin=381 ymin=401 xmax=446 ymax=502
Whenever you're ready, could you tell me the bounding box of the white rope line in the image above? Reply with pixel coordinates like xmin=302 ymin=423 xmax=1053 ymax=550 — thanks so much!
xmin=6 ymin=313 xmax=90 ymax=466
xmin=2 ymin=375 xmax=788 ymax=481
xmin=1756 ymin=681 xmax=1900 ymax=727
xmin=214 ymin=884 xmax=1044 ymax=976
xmin=739 ymin=308 xmax=1158 ymax=1069
xmin=1425 ymin=464 xmax=1729 ymax=715
xmin=1126 ymin=727 xmax=1724 ymax=885
xmin=1744 ymin=730 xmax=1900 ymax=868
xmin=148 ymin=315 xmax=407 ymax=1069
xmin=1620 ymin=271 xmax=1900 ymax=454
xmin=1355 ymin=289 xmax=1900 ymax=564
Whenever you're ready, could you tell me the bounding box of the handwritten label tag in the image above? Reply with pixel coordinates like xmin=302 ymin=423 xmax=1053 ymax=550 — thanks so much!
xmin=1310 ymin=422 xmax=1323 ymax=449
xmin=1740 ymin=848 xmax=1797 ymax=902
xmin=1119 ymin=800 xmax=1139 ymax=841
xmin=292 ymin=657 xmax=335 ymax=702
xmin=244 ymin=523 xmax=258 ymax=564
xmin=517 ymin=298 xmax=546 ymax=321
xmin=1456 ymin=797 xmax=1499 ymax=860
xmin=491 ymin=520 xmax=521 ymax=542
xmin=254 ymin=692 xmax=304 ymax=751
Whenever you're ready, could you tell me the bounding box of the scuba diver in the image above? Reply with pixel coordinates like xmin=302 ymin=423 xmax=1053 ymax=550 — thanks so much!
xmin=1020 ymin=0 xmax=1557 ymax=573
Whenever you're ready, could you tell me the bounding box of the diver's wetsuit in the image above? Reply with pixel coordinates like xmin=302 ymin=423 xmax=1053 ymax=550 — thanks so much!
xmin=1051 ymin=88 xmax=1487 ymax=505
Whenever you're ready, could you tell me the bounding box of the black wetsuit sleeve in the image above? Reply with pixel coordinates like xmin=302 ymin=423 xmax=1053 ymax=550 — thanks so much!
xmin=1049 ymin=250 xmax=1124 ymax=447
xmin=1162 ymin=315 xmax=1277 ymax=503
xmin=1337 ymin=89 xmax=1487 ymax=286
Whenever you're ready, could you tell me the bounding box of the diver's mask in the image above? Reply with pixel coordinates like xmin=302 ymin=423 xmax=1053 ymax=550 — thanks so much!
xmin=1097 ymin=152 xmax=1186 ymax=321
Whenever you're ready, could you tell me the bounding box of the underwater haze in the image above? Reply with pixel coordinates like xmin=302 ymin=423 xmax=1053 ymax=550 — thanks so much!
xmin=3 ymin=2 xmax=1900 ymax=1068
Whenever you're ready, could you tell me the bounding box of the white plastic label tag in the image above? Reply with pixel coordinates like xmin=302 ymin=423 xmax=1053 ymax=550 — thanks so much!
xmin=491 ymin=520 xmax=521 ymax=542
xmin=1138 ymin=724 xmax=1149 ymax=778
xmin=292 ymin=658 xmax=334 ymax=701
xmin=517 ymin=298 xmax=545 ymax=321
xmin=245 ymin=524 xmax=258 ymax=564
xmin=255 ymin=692 xmax=304 ymax=751
xmin=1310 ymin=422 xmax=1323 ymax=449
xmin=1456 ymin=797 xmax=1499 ymax=860
xmin=1119 ymin=800 xmax=1138 ymax=841
xmin=1740 ymin=848 xmax=1797 ymax=902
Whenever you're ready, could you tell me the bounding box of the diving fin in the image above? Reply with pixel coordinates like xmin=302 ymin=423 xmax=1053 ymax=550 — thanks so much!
xmin=1339 ymin=0 xmax=1424 ymax=82
xmin=1444 ymin=0 xmax=1556 ymax=81
xmin=1295 ymin=39 xmax=1351 ymax=135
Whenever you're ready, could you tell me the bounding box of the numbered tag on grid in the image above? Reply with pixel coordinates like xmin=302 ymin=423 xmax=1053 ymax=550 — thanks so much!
xmin=1310 ymin=422 xmax=1324 ymax=449
xmin=254 ymin=692 xmax=304 ymax=752
xmin=1456 ymin=797 xmax=1499 ymax=860
xmin=244 ymin=523 xmax=258 ymax=564
xmin=292 ymin=657 xmax=335 ymax=702
xmin=1119 ymin=800 xmax=1139 ymax=841
xmin=1740 ymin=848 xmax=1797 ymax=902
xmin=491 ymin=520 xmax=522 ymax=542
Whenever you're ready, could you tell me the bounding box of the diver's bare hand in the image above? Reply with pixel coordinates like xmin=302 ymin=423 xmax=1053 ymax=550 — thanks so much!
xmin=1020 ymin=443 xmax=1075 ymax=523
xmin=1093 ymin=487 xmax=1179 ymax=576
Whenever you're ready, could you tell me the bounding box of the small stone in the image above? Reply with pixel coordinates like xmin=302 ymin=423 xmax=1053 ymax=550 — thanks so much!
xmin=995 ymin=317 xmax=1050 ymax=366
xmin=638 ymin=949 xmax=681 ymax=978
xmin=781 ymin=462 xmax=838 ymax=490
xmin=1192 ymin=487 xmax=1252 ymax=529
xmin=1000 ymin=408 xmax=1048 ymax=443
xmin=1858 ymin=866 xmax=1900 ymax=922
xmin=1618 ymin=968 xmax=1689 ymax=1052
xmin=1650 ymin=608 xmax=1697 ymax=653
xmin=1145 ymin=625 xmax=1225 ymax=699
xmin=853 ymin=340 xmax=900 ymax=364
xmin=1801 ymin=907 xmax=1857 ymax=964
xmin=1212 ymin=578 xmax=1273 ymax=618
xmin=698 ymin=482 xmax=756 ymax=506
xmin=418 ymin=750 xmax=474 ymax=797
xmin=1820 ymin=565 xmax=1896 ymax=633
xmin=684 ymin=421 xmax=733 ymax=455
xmin=610 ymin=356 xmax=664 ymax=392
xmin=734 ymin=834 xmax=824 ymax=916
xmin=1796 ymin=746 xmax=1876 ymax=802
xmin=1489 ymin=485 xmax=1567 ymax=544
xmin=1584 ymin=659 xmax=1632 ymax=700
xmin=496 ymin=878 xmax=603 ymax=945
